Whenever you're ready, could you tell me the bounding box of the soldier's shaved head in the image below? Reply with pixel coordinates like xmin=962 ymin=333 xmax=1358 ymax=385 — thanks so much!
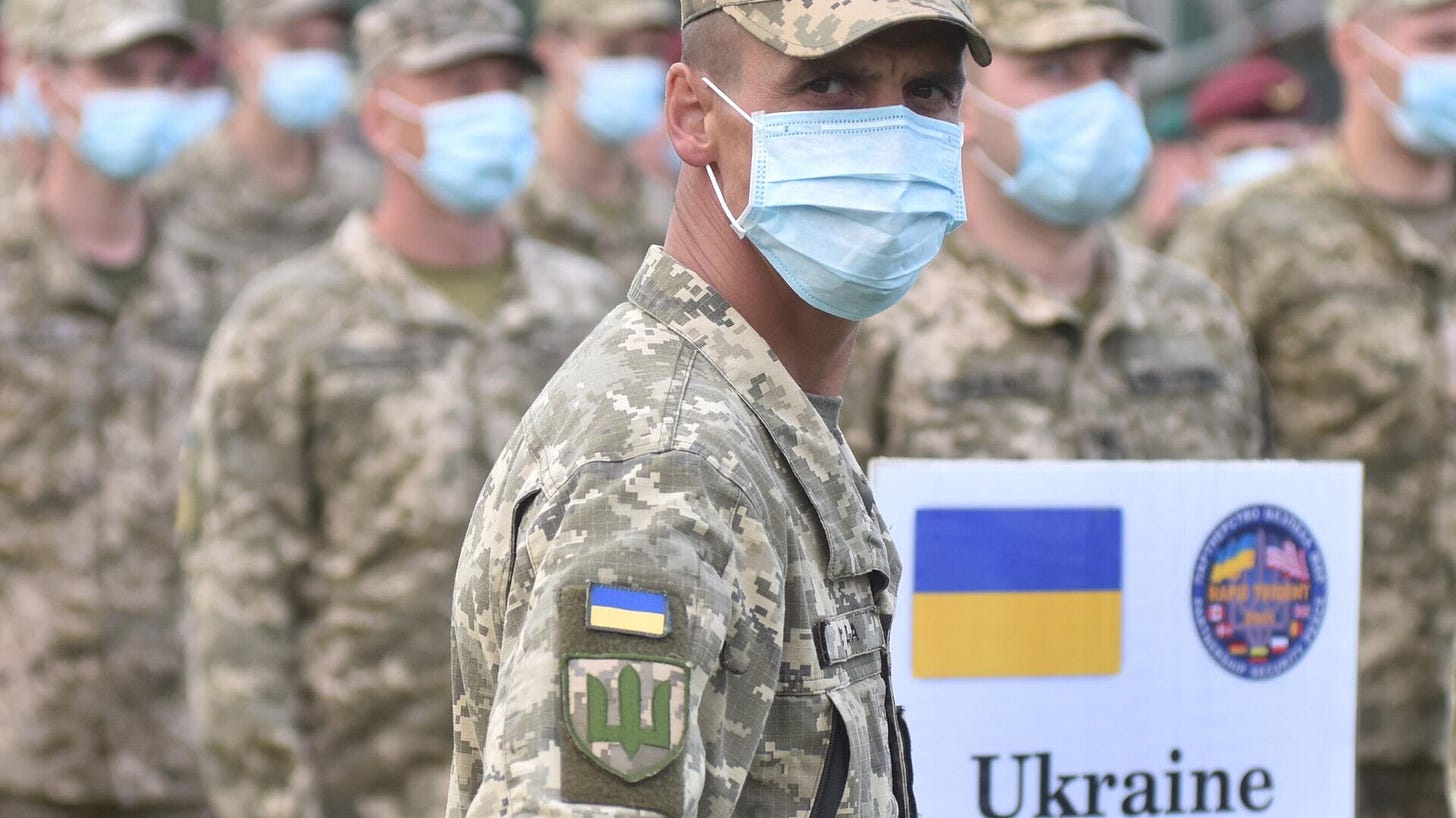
xmin=680 ymin=11 xmax=744 ymax=87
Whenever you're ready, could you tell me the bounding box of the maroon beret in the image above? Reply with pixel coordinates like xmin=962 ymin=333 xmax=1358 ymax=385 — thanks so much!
xmin=1189 ymin=56 xmax=1310 ymax=134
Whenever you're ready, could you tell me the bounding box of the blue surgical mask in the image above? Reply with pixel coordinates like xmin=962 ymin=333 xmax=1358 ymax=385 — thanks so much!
xmin=972 ymin=80 xmax=1152 ymax=227
xmin=162 ymin=87 xmax=233 ymax=158
xmin=0 ymin=96 xmax=18 ymax=141
xmin=61 ymin=87 xmax=182 ymax=181
xmin=577 ymin=56 xmax=667 ymax=144
xmin=1213 ymin=146 xmax=1297 ymax=194
xmin=702 ymin=77 xmax=967 ymax=321
xmin=13 ymin=69 xmax=52 ymax=139
xmin=262 ymin=50 xmax=351 ymax=132
xmin=380 ymin=89 xmax=538 ymax=216
xmin=1360 ymin=27 xmax=1456 ymax=156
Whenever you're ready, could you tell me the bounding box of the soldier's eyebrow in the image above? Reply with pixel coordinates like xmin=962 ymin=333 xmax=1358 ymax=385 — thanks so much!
xmin=779 ymin=54 xmax=966 ymax=95
xmin=780 ymin=55 xmax=882 ymax=89
xmin=916 ymin=66 xmax=968 ymax=91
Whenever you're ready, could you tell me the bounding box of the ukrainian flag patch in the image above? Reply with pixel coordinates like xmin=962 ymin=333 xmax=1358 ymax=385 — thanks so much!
xmin=586 ymin=584 xmax=671 ymax=639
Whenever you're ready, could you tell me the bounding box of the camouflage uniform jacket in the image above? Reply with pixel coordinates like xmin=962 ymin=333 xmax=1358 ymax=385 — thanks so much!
xmin=509 ymin=162 xmax=674 ymax=289
xmin=179 ymin=212 xmax=615 ymax=818
xmin=0 ymin=186 xmax=209 ymax=809
xmin=149 ymin=127 xmax=378 ymax=313
xmin=449 ymin=247 xmax=917 ymax=818
xmin=1168 ymin=142 xmax=1456 ymax=766
xmin=843 ymin=232 xmax=1266 ymax=462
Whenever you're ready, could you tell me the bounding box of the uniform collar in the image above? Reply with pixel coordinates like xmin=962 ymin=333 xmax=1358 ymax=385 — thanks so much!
xmin=627 ymin=247 xmax=893 ymax=581
xmin=7 ymin=183 xmax=144 ymax=319
xmin=947 ymin=229 xmax=1147 ymax=339
xmin=1310 ymin=141 xmax=1452 ymax=273
xmin=330 ymin=211 xmax=533 ymax=336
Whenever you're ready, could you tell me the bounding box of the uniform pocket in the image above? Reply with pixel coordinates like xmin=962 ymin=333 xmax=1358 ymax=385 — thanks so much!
xmin=823 ymin=675 xmax=898 ymax=817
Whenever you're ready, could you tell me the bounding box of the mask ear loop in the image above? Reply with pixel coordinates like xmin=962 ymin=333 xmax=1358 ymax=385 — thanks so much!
xmin=1356 ymin=25 xmax=1408 ymax=113
xmin=375 ymin=89 xmax=427 ymax=174
xmin=699 ymin=75 xmax=756 ymax=237
xmin=964 ymin=83 xmax=1017 ymax=184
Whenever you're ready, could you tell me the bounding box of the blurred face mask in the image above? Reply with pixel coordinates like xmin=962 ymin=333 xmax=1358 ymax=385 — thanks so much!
xmin=1359 ymin=26 xmax=1456 ymax=156
xmin=971 ymin=79 xmax=1152 ymax=227
xmin=701 ymin=77 xmax=967 ymax=321
xmin=261 ymin=50 xmax=351 ymax=132
xmin=1212 ymin=146 xmax=1297 ymax=194
xmin=576 ymin=56 xmax=667 ymax=144
xmin=56 ymin=83 xmax=182 ymax=181
xmin=161 ymin=86 xmax=233 ymax=158
xmin=379 ymin=89 xmax=539 ymax=216
xmin=10 ymin=69 xmax=53 ymax=139
xmin=0 ymin=96 xmax=17 ymax=141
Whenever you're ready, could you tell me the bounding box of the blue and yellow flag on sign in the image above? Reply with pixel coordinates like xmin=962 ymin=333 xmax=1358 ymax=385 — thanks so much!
xmin=1209 ymin=533 xmax=1257 ymax=584
xmin=913 ymin=508 xmax=1123 ymax=678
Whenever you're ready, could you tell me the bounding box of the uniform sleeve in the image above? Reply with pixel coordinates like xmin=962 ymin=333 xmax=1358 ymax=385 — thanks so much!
xmin=177 ymin=305 xmax=326 ymax=818
xmin=841 ymin=316 xmax=901 ymax=466
xmin=1167 ymin=199 xmax=1272 ymax=333
xmin=450 ymin=450 xmax=785 ymax=818
xmin=1196 ymin=276 xmax=1271 ymax=459
xmin=1169 ymin=199 xmax=1304 ymax=458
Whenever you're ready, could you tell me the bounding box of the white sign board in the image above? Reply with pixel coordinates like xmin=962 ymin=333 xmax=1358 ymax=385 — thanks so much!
xmin=870 ymin=460 xmax=1362 ymax=818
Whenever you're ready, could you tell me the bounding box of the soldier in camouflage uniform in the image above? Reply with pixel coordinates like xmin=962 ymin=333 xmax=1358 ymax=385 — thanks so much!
xmin=177 ymin=0 xmax=617 ymax=816
xmin=842 ymin=0 xmax=1265 ymax=463
xmin=0 ymin=0 xmax=55 ymax=205
xmin=0 ymin=1 xmax=213 ymax=816
xmin=1168 ymin=2 xmax=1456 ymax=815
xmin=508 ymin=0 xmax=677 ymax=286
xmin=448 ymin=0 xmax=991 ymax=814
xmin=147 ymin=0 xmax=377 ymax=315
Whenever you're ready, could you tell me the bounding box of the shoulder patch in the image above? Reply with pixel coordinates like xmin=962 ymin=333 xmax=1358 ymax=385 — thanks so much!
xmin=562 ymin=655 xmax=689 ymax=783
xmin=586 ymin=583 xmax=671 ymax=639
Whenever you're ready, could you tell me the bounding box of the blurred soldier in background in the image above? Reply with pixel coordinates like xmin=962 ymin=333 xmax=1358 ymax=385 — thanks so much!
xmin=1169 ymin=1 xmax=1456 ymax=815
xmin=148 ymin=0 xmax=377 ymax=318
xmin=176 ymin=0 xmax=616 ymax=814
xmin=0 ymin=0 xmax=214 ymax=815
xmin=1129 ymin=55 xmax=1324 ymax=248
xmin=0 ymin=0 xmax=55 ymax=198
xmin=1189 ymin=56 xmax=1321 ymax=196
xmin=842 ymin=0 xmax=1266 ymax=465
xmin=511 ymin=0 xmax=678 ymax=284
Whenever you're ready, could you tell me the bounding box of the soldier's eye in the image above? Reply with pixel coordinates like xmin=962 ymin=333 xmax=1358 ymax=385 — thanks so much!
xmin=806 ymin=77 xmax=848 ymax=96
xmin=908 ymin=81 xmax=951 ymax=101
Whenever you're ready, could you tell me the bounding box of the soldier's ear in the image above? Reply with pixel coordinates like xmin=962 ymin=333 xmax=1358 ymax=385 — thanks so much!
xmin=665 ymin=63 xmax=714 ymax=168
xmin=358 ymin=87 xmax=395 ymax=157
xmin=1329 ymin=21 xmax=1372 ymax=83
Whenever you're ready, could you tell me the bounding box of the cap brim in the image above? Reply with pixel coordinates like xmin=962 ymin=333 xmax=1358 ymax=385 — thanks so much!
xmin=395 ymin=33 xmax=540 ymax=75
xmin=720 ymin=0 xmax=993 ymax=66
xmin=67 ymin=15 xmax=196 ymax=60
xmin=541 ymin=5 xmax=678 ymax=31
xmin=233 ymin=0 xmax=354 ymax=29
xmin=988 ymin=7 xmax=1164 ymax=54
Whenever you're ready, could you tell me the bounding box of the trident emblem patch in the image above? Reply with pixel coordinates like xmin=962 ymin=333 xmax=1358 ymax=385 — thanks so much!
xmin=563 ymin=655 xmax=689 ymax=782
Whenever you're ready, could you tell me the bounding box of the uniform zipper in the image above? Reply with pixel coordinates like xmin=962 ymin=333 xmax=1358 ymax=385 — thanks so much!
xmin=809 ymin=710 xmax=850 ymax=818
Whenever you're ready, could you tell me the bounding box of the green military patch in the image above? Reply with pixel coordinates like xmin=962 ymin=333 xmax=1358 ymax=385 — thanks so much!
xmin=561 ymin=654 xmax=689 ymax=783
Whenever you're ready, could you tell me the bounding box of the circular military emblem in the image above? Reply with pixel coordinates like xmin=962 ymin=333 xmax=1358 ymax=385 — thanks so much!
xmin=1191 ymin=505 xmax=1327 ymax=680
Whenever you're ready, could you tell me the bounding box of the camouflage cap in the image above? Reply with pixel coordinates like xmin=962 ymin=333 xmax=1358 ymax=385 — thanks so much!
xmin=222 ymin=0 xmax=352 ymax=30
xmin=683 ymin=0 xmax=994 ymax=66
xmin=1328 ymin=0 xmax=1456 ymax=22
xmin=1 ymin=0 xmax=57 ymax=55
xmin=48 ymin=0 xmax=195 ymax=61
xmin=538 ymin=0 xmax=678 ymax=33
xmin=355 ymin=0 xmax=535 ymax=79
xmin=970 ymin=0 xmax=1164 ymax=54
